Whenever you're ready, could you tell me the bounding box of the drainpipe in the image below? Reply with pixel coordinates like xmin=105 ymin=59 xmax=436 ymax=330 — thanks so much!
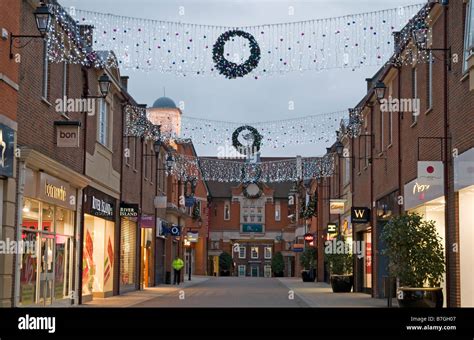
xmin=398 ymin=66 xmax=402 ymax=216
xmin=369 ymin=103 xmax=375 ymax=298
xmin=14 ymin=160 xmax=26 ymax=307
xmin=442 ymin=4 xmax=452 ymax=307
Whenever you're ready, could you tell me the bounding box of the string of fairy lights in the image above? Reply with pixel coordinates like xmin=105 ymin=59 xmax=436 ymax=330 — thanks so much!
xmin=43 ymin=3 xmax=431 ymax=77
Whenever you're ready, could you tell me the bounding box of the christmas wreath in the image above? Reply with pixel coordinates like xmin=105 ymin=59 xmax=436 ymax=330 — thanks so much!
xmin=212 ymin=30 xmax=261 ymax=79
xmin=232 ymin=125 xmax=262 ymax=156
xmin=243 ymin=182 xmax=263 ymax=199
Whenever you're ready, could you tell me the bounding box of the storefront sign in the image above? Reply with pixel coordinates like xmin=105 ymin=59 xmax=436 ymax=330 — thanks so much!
xmin=119 ymin=203 xmax=139 ymax=217
xmin=242 ymin=224 xmax=263 ymax=233
xmin=292 ymin=244 xmax=304 ymax=253
xmin=304 ymin=233 xmax=314 ymax=242
xmin=154 ymin=195 xmax=167 ymax=209
xmin=54 ymin=121 xmax=81 ymax=148
xmin=170 ymin=225 xmax=181 ymax=236
xmin=417 ymin=161 xmax=443 ymax=185
xmin=329 ymin=199 xmax=346 ymax=215
xmin=38 ymin=172 xmax=75 ymax=210
xmin=187 ymin=232 xmax=199 ymax=243
xmin=0 ymin=124 xmax=14 ymax=178
xmin=327 ymin=223 xmax=338 ymax=240
xmin=185 ymin=196 xmax=196 ymax=207
xmin=404 ymin=178 xmax=444 ymax=210
xmin=84 ymin=187 xmax=116 ymax=221
xmin=140 ymin=214 xmax=154 ymax=228
xmin=351 ymin=207 xmax=371 ymax=223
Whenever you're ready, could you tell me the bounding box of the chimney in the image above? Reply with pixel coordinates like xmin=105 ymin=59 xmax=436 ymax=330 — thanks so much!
xmin=78 ymin=24 xmax=94 ymax=50
xmin=120 ymin=76 xmax=129 ymax=90
xmin=138 ymin=104 xmax=147 ymax=109
xmin=365 ymin=78 xmax=373 ymax=93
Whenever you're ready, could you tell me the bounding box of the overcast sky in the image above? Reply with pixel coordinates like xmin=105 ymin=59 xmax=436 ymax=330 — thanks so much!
xmin=59 ymin=0 xmax=424 ymax=157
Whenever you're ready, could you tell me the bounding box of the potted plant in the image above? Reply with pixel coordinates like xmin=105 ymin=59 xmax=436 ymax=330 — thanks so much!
xmin=219 ymin=251 xmax=233 ymax=277
xmin=300 ymin=247 xmax=317 ymax=282
xmin=271 ymin=252 xmax=285 ymax=277
xmin=381 ymin=213 xmax=445 ymax=308
xmin=325 ymin=236 xmax=353 ymax=292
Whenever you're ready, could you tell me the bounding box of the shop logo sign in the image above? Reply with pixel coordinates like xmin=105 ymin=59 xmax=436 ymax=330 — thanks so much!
xmin=119 ymin=203 xmax=139 ymax=217
xmin=0 ymin=124 xmax=14 ymax=178
xmin=92 ymin=196 xmax=113 ymax=217
xmin=45 ymin=182 xmax=67 ymax=202
xmin=351 ymin=207 xmax=370 ymax=223
xmin=329 ymin=199 xmax=345 ymax=214
xmin=54 ymin=121 xmax=81 ymax=148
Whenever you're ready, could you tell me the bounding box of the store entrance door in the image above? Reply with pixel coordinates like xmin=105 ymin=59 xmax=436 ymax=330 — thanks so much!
xmin=38 ymin=234 xmax=54 ymax=306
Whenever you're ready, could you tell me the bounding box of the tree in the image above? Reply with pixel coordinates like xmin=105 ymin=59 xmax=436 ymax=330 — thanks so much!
xmin=219 ymin=251 xmax=233 ymax=274
xmin=271 ymin=252 xmax=285 ymax=276
xmin=300 ymin=247 xmax=317 ymax=270
xmin=381 ymin=213 xmax=445 ymax=287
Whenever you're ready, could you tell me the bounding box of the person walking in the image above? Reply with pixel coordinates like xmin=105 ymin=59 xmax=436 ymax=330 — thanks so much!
xmin=172 ymin=257 xmax=184 ymax=285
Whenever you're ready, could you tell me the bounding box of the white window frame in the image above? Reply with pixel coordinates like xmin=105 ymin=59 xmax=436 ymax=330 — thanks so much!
xmin=428 ymin=51 xmax=433 ymax=110
xmin=388 ymin=85 xmax=393 ymax=145
xmin=264 ymin=265 xmax=272 ymax=278
xmin=464 ymin=0 xmax=474 ymax=72
xmin=412 ymin=67 xmax=418 ymax=124
xmin=238 ymin=246 xmax=246 ymax=259
xmin=42 ymin=40 xmax=49 ymax=100
xmin=264 ymin=246 xmax=272 ymax=259
xmin=98 ymin=99 xmax=109 ymax=147
xmin=224 ymin=201 xmax=230 ymax=221
xmin=238 ymin=265 xmax=246 ymax=277
xmin=274 ymin=200 xmax=281 ymax=221
xmin=251 ymin=246 xmax=259 ymax=259
xmin=344 ymin=156 xmax=350 ymax=185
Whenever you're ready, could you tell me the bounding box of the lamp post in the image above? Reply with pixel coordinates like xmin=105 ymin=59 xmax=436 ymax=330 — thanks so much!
xmin=10 ymin=2 xmax=52 ymax=59
xmin=84 ymin=73 xmax=112 ymax=99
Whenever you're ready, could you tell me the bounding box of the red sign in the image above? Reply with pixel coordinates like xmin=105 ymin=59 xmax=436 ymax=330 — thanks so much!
xmin=304 ymin=233 xmax=314 ymax=242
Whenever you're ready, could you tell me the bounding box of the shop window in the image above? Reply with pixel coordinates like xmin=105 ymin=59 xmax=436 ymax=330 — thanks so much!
xmin=42 ymin=40 xmax=49 ymax=100
xmin=264 ymin=246 xmax=272 ymax=259
xmin=239 ymin=246 xmax=246 ymax=259
xmin=251 ymin=246 xmax=259 ymax=259
xmin=238 ymin=265 xmax=246 ymax=277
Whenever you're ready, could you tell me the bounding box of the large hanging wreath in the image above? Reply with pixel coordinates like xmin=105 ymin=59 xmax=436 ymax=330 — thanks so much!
xmin=243 ymin=182 xmax=263 ymax=199
xmin=212 ymin=30 xmax=261 ymax=79
xmin=232 ymin=125 xmax=262 ymax=156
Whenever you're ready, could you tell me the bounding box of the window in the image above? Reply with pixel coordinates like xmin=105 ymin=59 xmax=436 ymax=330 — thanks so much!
xmin=134 ymin=138 xmax=139 ymax=170
xmin=224 ymin=201 xmax=230 ymax=220
xmin=62 ymin=63 xmax=68 ymax=114
xmin=388 ymin=86 xmax=393 ymax=145
xmin=144 ymin=143 xmax=149 ymax=180
xmin=239 ymin=246 xmax=246 ymax=259
xmin=464 ymin=0 xmax=474 ymax=71
xmin=211 ymin=241 xmax=220 ymax=250
xmin=412 ymin=67 xmax=418 ymax=124
xmin=264 ymin=265 xmax=272 ymax=278
xmin=251 ymin=246 xmax=259 ymax=259
xmin=42 ymin=40 xmax=49 ymax=99
xmin=124 ymin=137 xmax=130 ymax=166
xmin=380 ymin=110 xmax=384 ymax=150
xmin=275 ymin=200 xmax=281 ymax=221
xmin=264 ymin=246 xmax=272 ymax=259
xmin=427 ymin=51 xmax=433 ymax=110
xmin=238 ymin=265 xmax=246 ymax=277
xmin=98 ymin=99 xmax=109 ymax=146
xmin=365 ymin=132 xmax=370 ymax=168
xmin=344 ymin=156 xmax=350 ymax=185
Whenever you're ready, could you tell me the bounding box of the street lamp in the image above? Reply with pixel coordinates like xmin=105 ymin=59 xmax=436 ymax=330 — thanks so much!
xmin=165 ymin=152 xmax=175 ymax=172
xmin=411 ymin=20 xmax=452 ymax=70
xmin=335 ymin=140 xmax=344 ymax=157
xmin=153 ymin=139 xmax=162 ymax=154
xmin=84 ymin=73 xmax=112 ymax=98
xmin=9 ymin=2 xmax=52 ymax=59
xmin=374 ymin=81 xmax=387 ymax=103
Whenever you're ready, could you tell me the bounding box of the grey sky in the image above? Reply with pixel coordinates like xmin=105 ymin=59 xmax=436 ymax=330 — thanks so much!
xmin=59 ymin=0 xmax=424 ymax=157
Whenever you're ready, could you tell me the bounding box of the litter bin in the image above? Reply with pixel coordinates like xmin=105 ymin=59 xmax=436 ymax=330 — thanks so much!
xmin=165 ymin=271 xmax=171 ymax=284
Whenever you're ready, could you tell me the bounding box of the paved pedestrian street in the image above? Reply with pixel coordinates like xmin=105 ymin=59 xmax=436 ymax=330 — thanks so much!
xmin=82 ymin=276 xmax=389 ymax=308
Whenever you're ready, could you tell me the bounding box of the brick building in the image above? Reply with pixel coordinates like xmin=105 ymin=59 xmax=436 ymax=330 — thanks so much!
xmin=318 ymin=0 xmax=474 ymax=307
xmin=207 ymin=166 xmax=296 ymax=278
xmin=0 ymin=0 xmax=20 ymax=308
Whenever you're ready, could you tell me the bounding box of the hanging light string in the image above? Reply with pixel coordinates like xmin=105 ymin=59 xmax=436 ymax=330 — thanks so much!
xmin=170 ymin=153 xmax=336 ymax=182
xmin=45 ymin=3 xmax=425 ymax=75
xmin=125 ymin=104 xmax=349 ymax=147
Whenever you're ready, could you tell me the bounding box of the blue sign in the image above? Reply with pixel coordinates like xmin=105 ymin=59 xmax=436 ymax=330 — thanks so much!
xmin=161 ymin=224 xmax=181 ymax=236
xmin=293 ymin=247 xmax=304 ymax=253
xmin=185 ymin=196 xmax=196 ymax=207
xmin=242 ymin=224 xmax=263 ymax=233
xmin=0 ymin=124 xmax=14 ymax=178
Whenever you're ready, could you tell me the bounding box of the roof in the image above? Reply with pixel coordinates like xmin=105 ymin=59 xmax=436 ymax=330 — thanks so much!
xmin=152 ymin=97 xmax=177 ymax=109
xmin=206 ymin=181 xmax=294 ymax=199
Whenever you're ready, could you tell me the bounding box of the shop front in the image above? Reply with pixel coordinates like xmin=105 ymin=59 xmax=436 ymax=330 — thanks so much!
xmin=82 ymin=187 xmax=117 ymax=302
xmin=352 ymin=207 xmax=372 ymax=294
xmin=404 ymin=178 xmax=446 ymax=306
xmin=454 ymin=148 xmax=474 ymax=307
xmin=119 ymin=203 xmax=139 ymax=293
xmin=140 ymin=213 xmax=154 ymax=288
xmin=19 ymin=169 xmax=80 ymax=306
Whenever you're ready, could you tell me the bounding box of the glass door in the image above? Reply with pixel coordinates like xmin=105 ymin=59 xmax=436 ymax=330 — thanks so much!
xmin=251 ymin=265 xmax=259 ymax=277
xmin=38 ymin=234 xmax=55 ymax=306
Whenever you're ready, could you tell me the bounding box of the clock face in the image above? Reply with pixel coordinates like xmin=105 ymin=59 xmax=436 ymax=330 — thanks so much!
xmin=246 ymin=183 xmax=260 ymax=196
